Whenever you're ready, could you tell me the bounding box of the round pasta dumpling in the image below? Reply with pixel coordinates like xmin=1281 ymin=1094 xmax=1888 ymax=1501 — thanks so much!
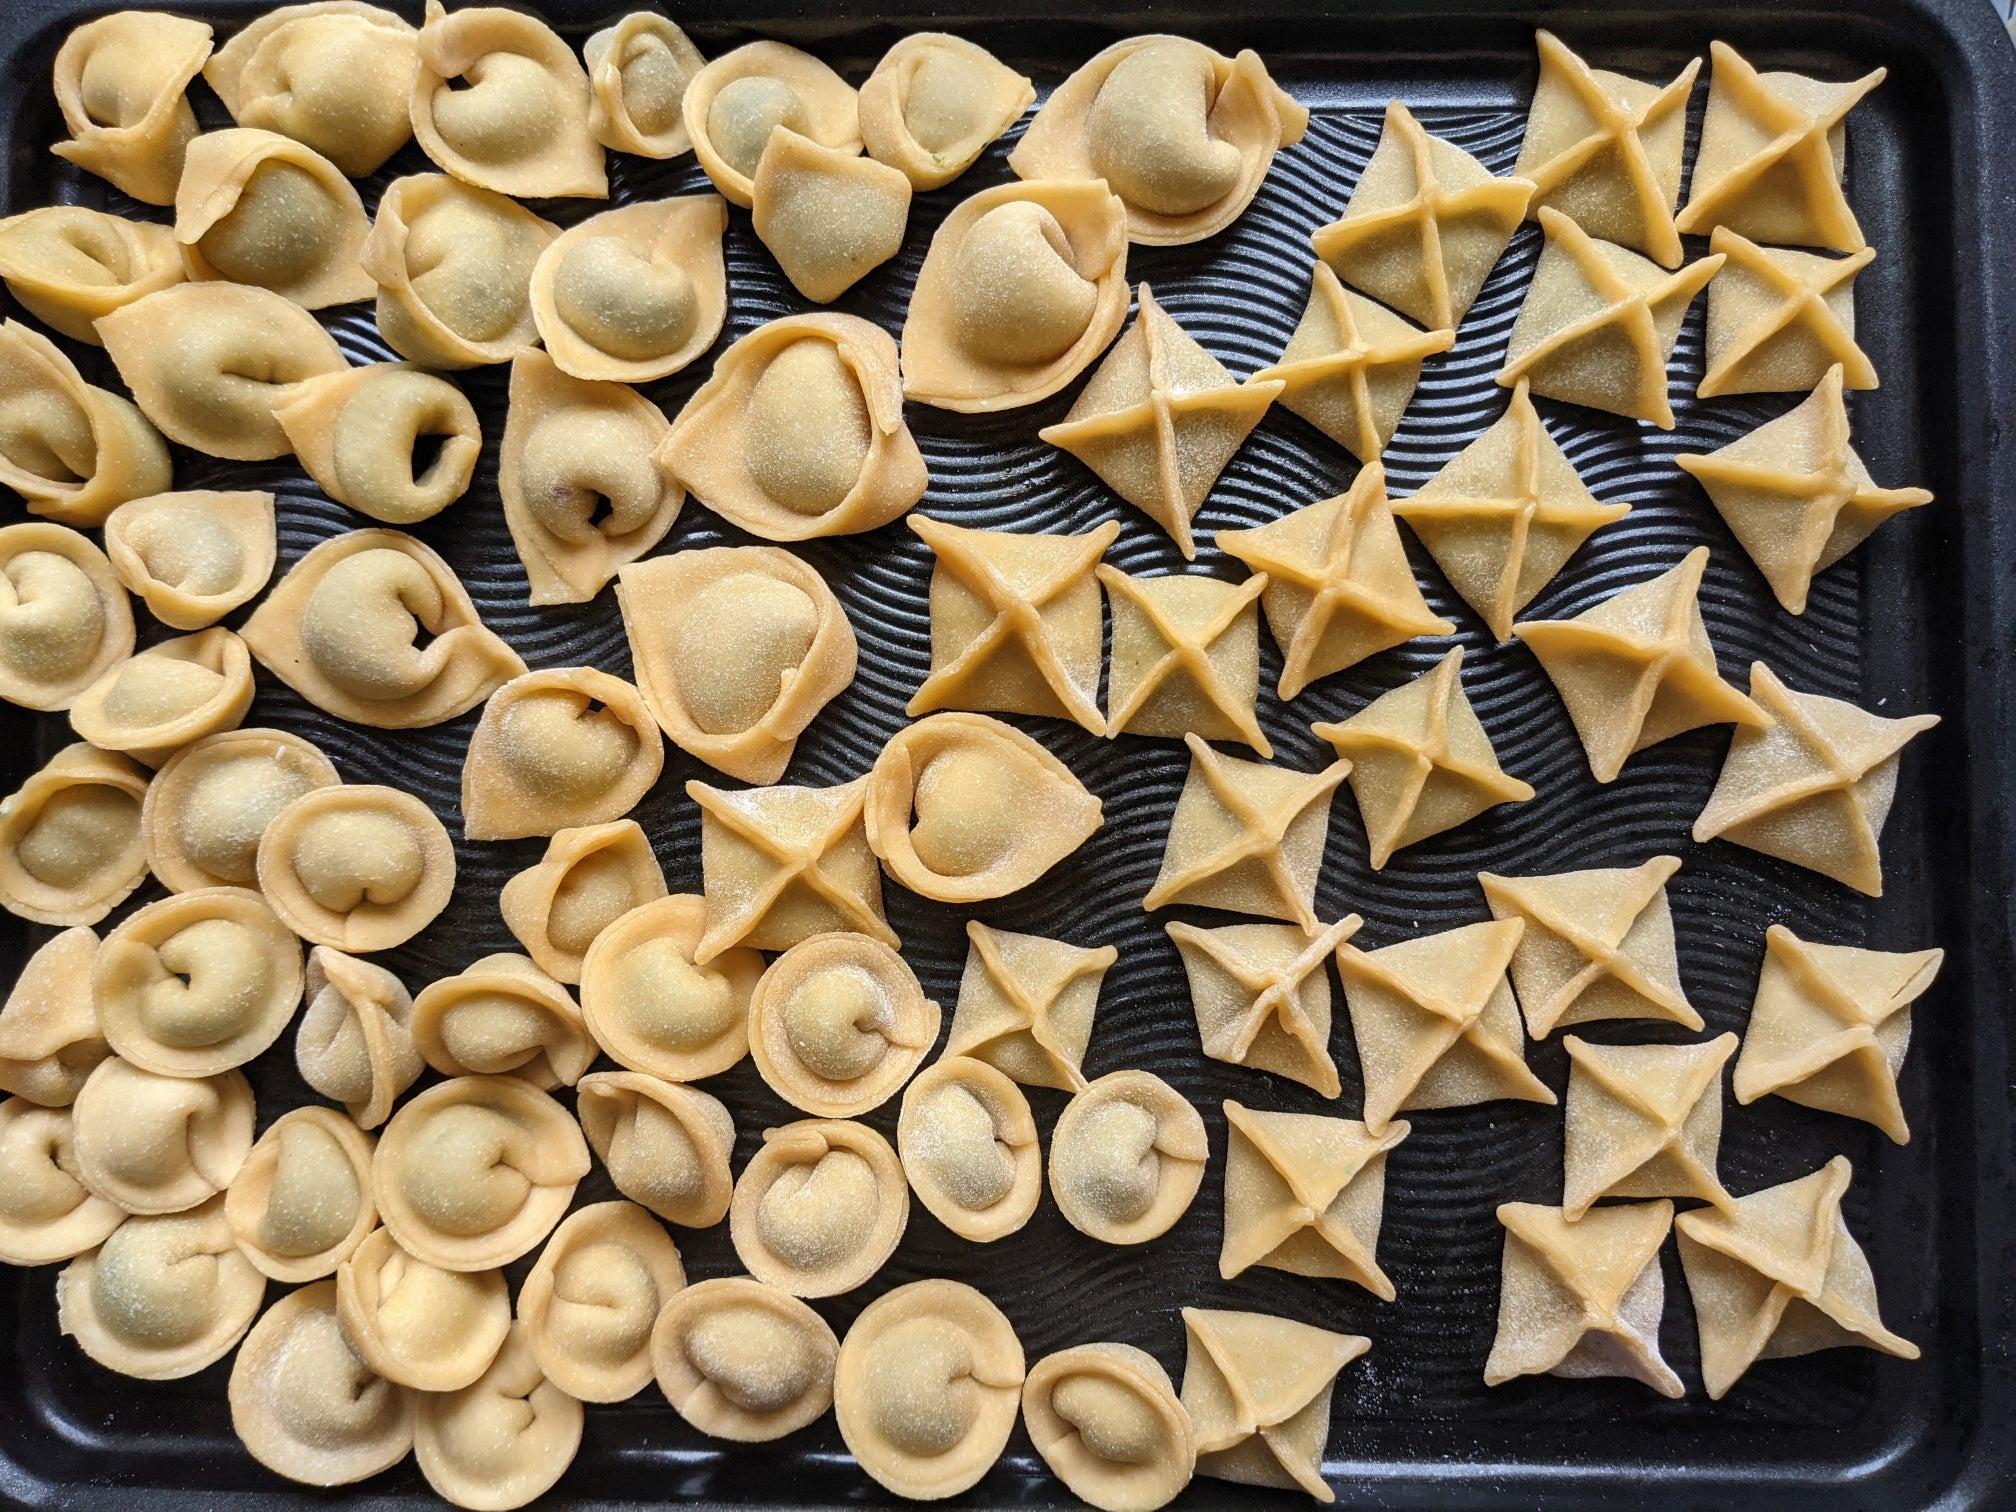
xmin=0 ymin=522 xmax=134 ymax=712
xmin=0 ymin=206 xmax=184 ymax=345
xmin=617 ymin=546 xmax=859 ymax=786
xmin=71 ymin=1057 xmax=255 ymax=1216
xmin=529 ymin=197 xmax=727 ymax=385
xmin=0 ymin=743 xmax=148 ymax=926
xmin=834 ymin=1278 xmax=1026 ymax=1500
xmin=728 ymin=1117 xmax=907 ymax=1297
xmin=411 ymin=0 xmax=606 ymax=200
xmin=228 ymin=1279 xmax=414 ymax=1489
xmin=173 ymin=128 xmax=373 ymax=308
xmin=576 ymin=1071 xmax=735 ymax=1229
xmin=865 ymin=712 xmax=1104 ymax=903
xmin=96 ymin=282 xmax=347 ymax=461
xmin=859 ymin=34 xmax=1035 ymax=191
xmin=223 ymin=1105 xmax=376 ymax=1282
xmin=412 ymin=953 xmax=596 ymax=1089
xmin=901 ymin=179 xmax=1131 ymax=413
xmin=203 ymin=2 xmax=419 ymax=178
xmin=0 ymin=926 xmax=109 ymax=1107
xmin=336 ymin=1226 xmax=509 ymax=1392
xmin=0 ymin=318 xmax=170 ymax=528
xmin=0 ymin=1097 xmax=123 ymax=1265
xmin=240 ymin=528 xmax=525 ymax=728
xmin=1022 ymin=1342 xmax=1196 ymax=1512
xmin=660 ymin=315 xmax=927 ymax=542
xmin=104 ymin=491 xmax=277 ymax=631
xmin=498 ymin=350 xmax=683 ymax=606
xmin=295 ymin=945 xmax=422 ymax=1130
xmin=50 ymin=12 xmax=214 ymax=206
xmin=897 ymin=1055 xmax=1042 ymax=1242
xmin=683 ymin=41 xmax=861 ymax=209
xmin=94 ymin=886 xmax=303 ymax=1077
xmin=68 ymin=628 xmax=256 ymax=768
xmin=500 ymin=819 xmax=667 ymax=985
xmin=1008 ymin=36 xmax=1308 ymax=246
xmin=579 ymin=894 xmax=762 ymax=1083
xmin=258 ymin=784 xmax=456 ymax=953
xmin=461 ymin=667 xmax=664 ymax=842
xmin=517 ymin=1200 xmax=686 ymax=1403
xmin=585 ymin=13 xmax=706 ymax=158
xmin=360 ymin=174 xmax=559 ymax=370
xmin=372 ymin=1075 xmax=590 ymax=1272
xmin=142 ymin=727 xmax=339 ymax=892
xmin=414 ymin=1322 xmax=583 ymax=1512
xmin=57 ymin=1195 xmax=265 ymax=1379
xmin=275 ymin=364 xmax=481 ymax=525
xmin=1049 ymin=1070 xmax=1208 ymax=1245
xmin=651 ymin=1276 xmax=837 ymax=1441
xmin=748 ymin=932 xmax=940 ymax=1118
xmin=749 ymin=128 xmax=912 ymax=306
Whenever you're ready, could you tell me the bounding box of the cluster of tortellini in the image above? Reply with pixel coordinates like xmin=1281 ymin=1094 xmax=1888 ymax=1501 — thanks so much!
xmin=0 ymin=4 xmax=1944 ymax=1510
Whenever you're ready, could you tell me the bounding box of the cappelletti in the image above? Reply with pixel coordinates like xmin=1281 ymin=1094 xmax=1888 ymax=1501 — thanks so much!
xmin=0 ymin=522 xmax=135 ymax=712
xmin=461 ymin=667 xmax=664 ymax=842
xmin=103 ymin=491 xmax=277 ymax=630
xmin=0 ymin=206 xmax=184 ymax=345
xmin=67 ymin=627 xmax=257 ymax=768
xmin=0 ymin=318 xmax=170 ymax=528
xmin=517 ymin=1200 xmax=686 ymax=1403
xmin=651 ymin=1275 xmax=838 ymax=1441
xmin=275 ymin=364 xmax=482 ymax=526
xmin=50 ymin=12 xmax=214 ymax=205
xmin=257 ymin=783 xmax=457 ymax=953
xmin=222 ymin=1105 xmax=376 ymax=1282
xmin=0 ymin=742 xmax=149 ymax=926
xmin=172 ymin=127 xmax=374 ymax=308
xmin=0 ymin=1095 xmax=122 ymax=1266
xmin=294 ymin=945 xmax=422 ymax=1130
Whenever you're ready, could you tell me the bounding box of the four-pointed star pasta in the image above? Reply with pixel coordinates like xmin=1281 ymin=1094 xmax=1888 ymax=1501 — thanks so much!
xmin=1219 ymin=1100 xmax=1407 ymax=1298
xmin=1167 ymin=915 xmax=1359 ymax=1097
xmin=1179 ymin=1306 xmax=1367 ymax=1503
xmin=859 ymin=34 xmax=1034 ymax=192
xmin=50 ymin=12 xmax=214 ymax=206
xmin=1101 ymin=566 xmax=1271 ymax=753
xmin=1561 ymin=1032 xmax=1739 ymax=1219
xmin=0 ymin=319 xmax=170 ymax=528
xmin=1701 ymin=228 xmax=1876 ymax=398
xmin=944 ymin=921 xmax=1116 ymax=1092
xmin=530 ymin=197 xmax=728 ymax=384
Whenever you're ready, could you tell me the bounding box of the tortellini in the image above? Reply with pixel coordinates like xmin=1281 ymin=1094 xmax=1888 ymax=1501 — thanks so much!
xmin=1049 ymin=1070 xmax=1208 ymax=1245
xmin=104 ymin=491 xmax=278 ymax=631
xmin=173 ymin=128 xmax=374 ymax=308
xmin=902 ymin=179 xmax=1131 ymax=412
xmin=335 ymin=1226 xmax=510 ymax=1392
xmin=859 ymin=34 xmax=1035 ymax=191
xmin=228 ymin=1280 xmax=414 ymax=1488
xmin=0 ymin=206 xmax=184 ymax=344
xmin=1022 ymin=1343 xmax=1196 ymax=1512
xmin=67 ymin=628 xmax=257 ymax=767
xmin=0 ymin=319 xmax=170 ymax=527
xmin=0 ymin=1097 xmax=123 ymax=1265
xmin=461 ymin=667 xmax=664 ymax=842
xmin=661 ymin=314 xmax=928 ymax=541
xmin=0 ymin=743 xmax=148 ymax=925
xmin=143 ymin=726 xmax=339 ymax=891
xmin=684 ymin=41 xmax=862 ymax=208
xmin=359 ymin=174 xmax=559 ymax=369
xmin=0 ymin=927 xmax=109 ymax=1106
xmin=865 ymin=712 xmax=1104 ymax=903
xmin=833 ymin=1278 xmax=1027 ymax=1501
xmin=50 ymin=12 xmax=214 ymax=205
xmin=71 ymin=1057 xmax=255 ymax=1216
xmin=751 ymin=129 xmax=912 ymax=304
xmin=372 ymin=1075 xmax=590 ymax=1272
xmin=412 ymin=0 xmax=607 ymax=198
xmin=576 ymin=1070 xmax=735 ymax=1229
xmin=204 ymin=1 xmax=419 ymax=177
xmin=528 ymin=197 xmax=728 ymax=384
xmin=578 ymin=894 xmax=763 ymax=1082
xmin=57 ymin=1196 xmax=266 ymax=1380
xmin=1009 ymin=36 xmax=1308 ymax=246
xmin=295 ymin=945 xmax=422 ymax=1130
xmin=0 ymin=522 xmax=134 ymax=711
xmin=93 ymin=886 xmax=304 ymax=1077
xmin=276 ymin=364 xmax=481 ymax=525
xmin=896 ymin=1055 xmax=1042 ymax=1242
xmin=518 ymin=1200 xmax=686 ymax=1403
xmin=728 ymin=1118 xmax=908 ymax=1297
xmin=412 ymin=953 xmax=597 ymax=1089
xmin=502 ymin=819 xmax=668 ymax=985
xmin=617 ymin=546 xmax=859 ymax=785
xmin=748 ymin=932 xmax=941 ymax=1118
xmin=585 ymin=13 xmax=706 ymax=158
xmin=96 ymin=283 xmax=347 ymax=460
xmin=241 ymin=528 xmax=525 ymax=728
xmin=257 ymin=783 xmax=457 ymax=952
xmin=413 ymin=1323 xmax=583 ymax=1512
xmin=222 ymin=1105 xmax=376 ymax=1282
xmin=650 ymin=1276 xmax=838 ymax=1441
xmin=499 ymin=350 xmax=683 ymax=606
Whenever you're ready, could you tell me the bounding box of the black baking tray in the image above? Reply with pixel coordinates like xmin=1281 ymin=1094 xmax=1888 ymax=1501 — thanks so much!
xmin=0 ymin=0 xmax=2012 ymax=1507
